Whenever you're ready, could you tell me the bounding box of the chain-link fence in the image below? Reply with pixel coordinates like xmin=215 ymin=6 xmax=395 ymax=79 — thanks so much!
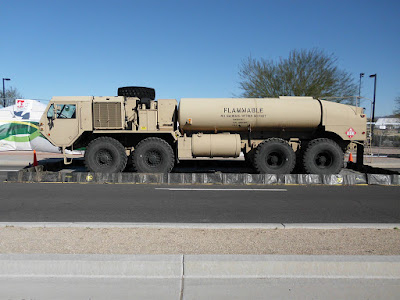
xmin=370 ymin=124 xmax=400 ymax=158
xmin=372 ymin=128 xmax=400 ymax=148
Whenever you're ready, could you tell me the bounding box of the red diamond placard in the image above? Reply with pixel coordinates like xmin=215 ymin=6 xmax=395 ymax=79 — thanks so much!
xmin=346 ymin=128 xmax=356 ymax=139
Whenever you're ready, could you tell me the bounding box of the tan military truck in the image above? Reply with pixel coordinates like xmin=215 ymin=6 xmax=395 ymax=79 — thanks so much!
xmin=39 ymin=87 xmax=367 ymax=174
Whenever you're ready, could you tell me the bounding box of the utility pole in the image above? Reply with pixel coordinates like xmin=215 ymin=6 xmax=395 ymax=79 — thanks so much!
xmin=369 ymin=74 xmax=377 ymax=122
xmin=2 ymin=78 xmax=11 ymax=108
xmin=358 ymin=73 xmax=364 ymax=107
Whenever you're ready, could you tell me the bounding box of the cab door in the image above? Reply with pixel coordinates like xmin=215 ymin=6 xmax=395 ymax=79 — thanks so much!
xmin=43 ymin=103 xmax=80 ymax=147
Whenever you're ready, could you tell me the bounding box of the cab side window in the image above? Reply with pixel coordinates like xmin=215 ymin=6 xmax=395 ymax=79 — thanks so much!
xmin=57 ymin=104 xmax=76 ymax=119
xmin=47 ymin=104 xmax=76 ymax=119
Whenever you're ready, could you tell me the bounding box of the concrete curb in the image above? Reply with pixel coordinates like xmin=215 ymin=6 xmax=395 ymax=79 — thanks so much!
xmin=0 ymin=222 xmax=399 ymax=230
xmin=0 ymin=254 xmax=398 ymax=278
xmin=184 ymin=254 xmax=400 ymax=279
xmin=1 ymin=254 xmax=399 ymax=300
xmin=6 ymin=169 xmax=400 ymax=185
xmin=0 ymin=254 xmax=182 ymax=278
xmin=0 ymin=254 xmax=400 ymax=279
xmin=1 ymin=253 xmax=399 ymax=279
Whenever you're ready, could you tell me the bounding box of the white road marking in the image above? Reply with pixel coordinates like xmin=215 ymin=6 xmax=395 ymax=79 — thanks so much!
xmin=155 ymin=188 xmax=287 ymax=192
xmin=0 ymin=169 xmax=20 ymax=172
xmin=0 ymin=222 xmax=399 ymax=230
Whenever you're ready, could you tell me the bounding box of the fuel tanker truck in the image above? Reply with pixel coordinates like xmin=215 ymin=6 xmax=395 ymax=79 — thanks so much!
xmin=39 ymin=87 xmax=367 ymax=174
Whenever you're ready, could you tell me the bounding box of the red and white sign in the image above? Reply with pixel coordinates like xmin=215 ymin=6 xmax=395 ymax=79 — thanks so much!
xmin=16 ymin=99 xmax=25 ymax=109
xmin=14 ymin=99 xmax=33 ymax=111
xmin=346 ymin=128 xmax=356 ymax=139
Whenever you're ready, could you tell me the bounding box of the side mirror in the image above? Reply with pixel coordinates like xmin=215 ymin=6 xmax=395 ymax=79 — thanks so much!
xmin=47 ymin=104 xmax=56 ymax=120
xmin=46 ymin=104 xmax=56 ymax=129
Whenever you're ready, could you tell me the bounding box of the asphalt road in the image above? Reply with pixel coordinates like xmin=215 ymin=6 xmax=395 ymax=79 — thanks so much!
xmin=0 ymin=182 xmax=399 ymax=223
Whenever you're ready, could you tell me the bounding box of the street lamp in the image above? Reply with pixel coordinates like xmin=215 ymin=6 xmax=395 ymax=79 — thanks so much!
xmin=2 ymin=78 xmax=11 ymax=108
xmin=369 ymin=74 xmax=377 ymax=122
xmin=358 ymin=73 xmax=364 ymax=107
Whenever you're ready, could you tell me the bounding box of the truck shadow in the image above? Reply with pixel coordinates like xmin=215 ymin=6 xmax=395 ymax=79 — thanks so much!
xmin=32 ymin=157 xmax=399 ymax=175
xmin=171 ymin=159 xmax=255 ymax=174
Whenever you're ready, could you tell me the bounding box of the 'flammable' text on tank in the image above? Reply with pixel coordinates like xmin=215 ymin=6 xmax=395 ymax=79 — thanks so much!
xmin=223 ymin=107 xmax=264 ymax=113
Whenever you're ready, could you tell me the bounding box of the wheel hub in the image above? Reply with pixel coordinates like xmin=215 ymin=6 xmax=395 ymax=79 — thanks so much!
xmin=316 ymin=152 xmax=332 ymax=168
xmin=146 ymin=150 xmax=162 ymax=166
xmin=266 ymin=151 xmax=284 ymax=168
xmin=97 ymin=150 xmax=113 ymax=166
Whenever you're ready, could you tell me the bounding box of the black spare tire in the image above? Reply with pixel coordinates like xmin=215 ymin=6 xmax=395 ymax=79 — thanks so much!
xmin=84 ymin=137 xmax=127 ymax=173
xmin=254 ymin=138 xmax=296 ymax=174
xmin=302 ymin=138 xmax=344 ymax=174
xmin=117 ymin=86 xmax=155 ymax=100
xmin=132 ymin=137 xmax=175 ymax=173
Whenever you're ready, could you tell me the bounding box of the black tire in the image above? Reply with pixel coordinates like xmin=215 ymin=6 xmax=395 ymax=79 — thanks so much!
xmin=132 ymin=138 xmax=175 ymax=173
xmin=84 ymin=137 xmax=127 ymax=173
xmin=253 ymin=138 xmax=296 ymax=174
xmin=117 ymin=86 xmax=155 ymax=100
xmin=302 ymin=138 xmax=344 ymax=174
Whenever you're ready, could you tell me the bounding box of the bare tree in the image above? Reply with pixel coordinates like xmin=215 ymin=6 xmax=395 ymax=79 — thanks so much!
xmin=0 ymin=86 xmax=23 ymax=108
xmin=239 ymin=49 xmax=357 ymax=103
xmin=393 ymin=96 xmax=400 ymax=116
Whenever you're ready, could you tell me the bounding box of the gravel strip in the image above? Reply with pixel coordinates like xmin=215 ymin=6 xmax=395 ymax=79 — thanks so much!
xmin=0 ymin=227 xmax=399 ymax=255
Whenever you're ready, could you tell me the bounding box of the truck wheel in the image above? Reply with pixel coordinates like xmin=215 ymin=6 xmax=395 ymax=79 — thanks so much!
xmin=302 ymin=138 xmax=344 ymax=174
xmin=117 ymin=87 xmax=155 ymax=100
xmin=84 ymin=137 xmax=127 ymax=173
xmin=254 ymin=139 xmax=296 ymax=174
xmin=132 ymin=138 xmax=175 ymax=173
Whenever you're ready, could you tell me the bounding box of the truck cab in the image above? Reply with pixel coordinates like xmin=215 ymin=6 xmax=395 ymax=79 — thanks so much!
xmin=40 ymin=88 xmax=178 ymax=172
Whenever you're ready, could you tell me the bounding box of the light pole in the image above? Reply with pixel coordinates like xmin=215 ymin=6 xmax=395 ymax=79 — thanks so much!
xmin=2 ymin=78 xmax=11 ymax=108
xmin=358 ymin=73 xmax=364 ymax=107
xmin=369 ymin=74 xmax=377 ymax=122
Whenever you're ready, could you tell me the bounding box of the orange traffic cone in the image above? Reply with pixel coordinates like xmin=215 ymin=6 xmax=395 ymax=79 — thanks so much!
xmin=33 ymin=150 xmax=38 ymax=167
xmin=348 ymin=153 xmax=354 ymax=163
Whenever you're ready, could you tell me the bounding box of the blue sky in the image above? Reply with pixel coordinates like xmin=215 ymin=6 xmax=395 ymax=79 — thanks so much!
xmin=1 ymin=0 xmax=399 ymax=116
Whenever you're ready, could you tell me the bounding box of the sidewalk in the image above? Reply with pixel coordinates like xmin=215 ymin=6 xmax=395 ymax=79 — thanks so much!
xmin=364 ymin=156 xmax=400 ymax=169
xmin=0 ymin=151 xmax=80 ymax=167
xmin=0 ymin=254 xmax=399 ymax=300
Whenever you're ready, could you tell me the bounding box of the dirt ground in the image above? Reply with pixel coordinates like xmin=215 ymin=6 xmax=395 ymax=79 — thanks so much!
xmin=1 ymin=227 xmax=399 ymax=255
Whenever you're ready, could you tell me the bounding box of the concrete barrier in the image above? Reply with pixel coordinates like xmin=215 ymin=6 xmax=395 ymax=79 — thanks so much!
xmin=6 ymin=169 xmax=400 ymax=185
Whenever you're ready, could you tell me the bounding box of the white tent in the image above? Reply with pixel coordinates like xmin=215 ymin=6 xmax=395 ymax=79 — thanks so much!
xmin=0 ymin=99 xmax=61 ymax=152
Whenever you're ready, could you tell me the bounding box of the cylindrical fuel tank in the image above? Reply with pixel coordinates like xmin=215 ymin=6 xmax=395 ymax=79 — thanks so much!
xmin=178 ymin=97 xmax=322 ymax=132
xmin=192 ymin=133 xmax=241 ymax=157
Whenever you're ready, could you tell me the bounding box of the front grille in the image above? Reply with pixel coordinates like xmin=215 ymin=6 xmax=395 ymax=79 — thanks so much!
xmin=93 ymin=102 xmax=123 ymax=129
